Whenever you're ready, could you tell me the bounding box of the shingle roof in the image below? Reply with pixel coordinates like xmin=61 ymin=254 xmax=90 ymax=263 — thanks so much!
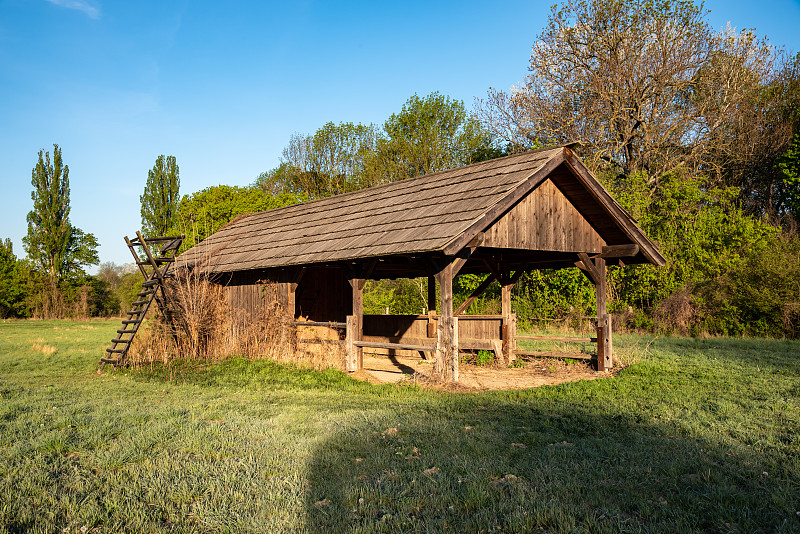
xmin=180 ymin=147 xmax=664 ymax=273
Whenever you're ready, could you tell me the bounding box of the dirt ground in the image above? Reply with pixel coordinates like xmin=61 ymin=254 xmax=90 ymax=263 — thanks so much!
xmin=352 ymin=352 xmax=608 ymax=390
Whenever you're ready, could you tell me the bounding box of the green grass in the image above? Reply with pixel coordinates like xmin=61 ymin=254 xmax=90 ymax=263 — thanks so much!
xmin=1 ymin=319 xmax=799 ymax=533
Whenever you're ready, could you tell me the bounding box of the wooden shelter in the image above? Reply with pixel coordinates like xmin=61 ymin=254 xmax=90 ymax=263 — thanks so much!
xmin=180 ymin=146 xmax=665 ymax=381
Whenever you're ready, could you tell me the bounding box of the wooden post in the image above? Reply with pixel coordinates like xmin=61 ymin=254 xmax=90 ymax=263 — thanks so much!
xmin=593 ymin=257 xmax=613 ymax=371
xmin=427 ymin=275 xmax=437 ymax=338
xmin=509 ymin=313 xmax=517 ymax=363
xmin=601 ymin=313 xmax=612 ymax=371
xmin=345 ymin=315 xmax=357 ymax=372
xmin=435 ymin=263 xmax=458 ymax=381
xmin=349 ymin=278 xmax=364 ymax=371
xmin=501 ymin=272 xmax=512 ymax=365
xmin=452 ymin=317 xmax=459 ymax=382
xmin=287 ymin=283 xmax=298 ymax=320
xmin=427 ymin=275 xmax=436 ymax=313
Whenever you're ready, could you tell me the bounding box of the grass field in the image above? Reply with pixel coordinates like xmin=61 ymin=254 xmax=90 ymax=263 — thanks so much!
xmin=0 ymin=319 xmax=798 ymax=533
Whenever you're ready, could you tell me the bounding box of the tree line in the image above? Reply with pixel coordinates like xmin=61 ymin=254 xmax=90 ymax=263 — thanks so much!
xmin=2 ymin=0 xmax=798 ymax=337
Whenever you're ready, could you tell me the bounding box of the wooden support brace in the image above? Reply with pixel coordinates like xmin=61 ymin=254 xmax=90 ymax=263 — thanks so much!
xmin=454 ymin=273 xmax=496 ymax=316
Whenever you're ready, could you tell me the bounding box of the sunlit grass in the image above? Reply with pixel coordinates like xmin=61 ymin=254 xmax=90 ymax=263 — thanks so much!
xmin=0 ymin=319 xmax=798 ymax=533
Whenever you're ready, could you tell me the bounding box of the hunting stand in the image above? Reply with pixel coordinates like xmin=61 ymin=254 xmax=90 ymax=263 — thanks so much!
xmin=98 ymin=231 xmax=183 ymax=370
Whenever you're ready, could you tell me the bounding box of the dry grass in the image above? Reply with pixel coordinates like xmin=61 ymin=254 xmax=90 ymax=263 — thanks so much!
xmin=128 ymin=269 xmax=344 ymax=371
xmin=654 ymin=287 xmax=700 ymax=335
xmin=30 ymin=342 xmax=57 ymax=355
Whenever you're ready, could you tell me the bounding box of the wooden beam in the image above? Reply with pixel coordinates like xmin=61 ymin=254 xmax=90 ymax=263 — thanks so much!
xmin=600 ymin=244 xmax=639 ymax=258
xmin=354 ymin=340 xmax=434 ymax=352
xmin=454 ymin=273 xmax=496 ymax=316
xmin=481 ymin=259 xmax=504 ymax=285
xmin=576 ymin=252 xmax=602 ymax=285
xmin=450 ymin=244 xmax=477 ymax=277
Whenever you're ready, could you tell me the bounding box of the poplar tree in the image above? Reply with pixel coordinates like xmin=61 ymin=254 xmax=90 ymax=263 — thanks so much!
xmin=23 ymin=144 xmax=73 ymax=288
xmin=140 ymin=155 xmax=180 ymax=237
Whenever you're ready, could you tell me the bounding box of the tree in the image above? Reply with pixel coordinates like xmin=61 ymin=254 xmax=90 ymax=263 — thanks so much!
xmin=478 ymin=0 xmax=786 ymax=185
xmin=367 ymin=92 xmax=499 ymax=182
xmin=776 ymin=132 xmax=800 ymax=220
xmin=141 ymin=155 xmax=180 ymax=237
xmin=276 ymin=122 xmax=379 ymax=199
xmin=172 ymin=185 xmax=302 ymax=250
xmin=0 ymin=239 xmax=29 ymax=318
xmin=23 ymin=144 xmax=98 ymax=286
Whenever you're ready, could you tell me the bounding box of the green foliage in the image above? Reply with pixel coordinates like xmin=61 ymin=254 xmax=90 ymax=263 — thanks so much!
xmin=367 ymin=92 xmax=500 ymax=181
xmin=776 ymin=131 xmax=800 ymax=220
xmin=364 ymin=279 xmax=429 ymax=315
xmin=260 ymin=93 xmax=502 ymax=200
xmin=513 ymin=269 xmax=595 ymax=324
xmin=603 ymin=169 xmax=797 ymax=336
xmin=272 ymin=122 xmax=379 ymax=199
xmin=0 ymin=239 xmax=29 ymax=318
xmin=140 ymin=155 xmax=180 ymax=237
xmin=172 ymin=185 xmax=302 ymax=250
xmin=475 ymin=350 xmax=495 ymax=366
xmin=698 ymin=231 xmax=800 ymax=337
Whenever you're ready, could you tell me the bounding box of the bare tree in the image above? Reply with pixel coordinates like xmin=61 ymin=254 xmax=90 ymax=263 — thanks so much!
xmin=478 ymin=0 xmax=789 ymax=189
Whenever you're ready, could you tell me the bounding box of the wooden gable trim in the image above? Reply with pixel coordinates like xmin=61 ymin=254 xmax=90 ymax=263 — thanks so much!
xmin=441 ymin=149 xmax=566 ymax=256
xmin=562 ymin=149 xmax=666 ymax=266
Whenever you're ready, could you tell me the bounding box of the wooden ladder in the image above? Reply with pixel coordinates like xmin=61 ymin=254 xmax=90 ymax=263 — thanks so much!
xmin=98 ymin=231 xmax=183 ymax=370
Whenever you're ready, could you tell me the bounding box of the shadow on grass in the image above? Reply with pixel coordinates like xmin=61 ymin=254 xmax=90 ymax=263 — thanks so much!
xmin=302 ymin=392 xmax=798 ymax=533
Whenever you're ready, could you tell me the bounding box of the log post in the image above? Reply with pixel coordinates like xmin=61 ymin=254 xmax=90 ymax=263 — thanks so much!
xmin=427 ymin=275 xmax=436 ymax=314
xmin=427 ymin=275 xmax=437 ymax=338
xmin=501 ymin=272 xmax=513 ymax=365
xmin=345 ymin=315 xmax=357 ymax=372
xmin=593 ymin=257 xmax=612 ymax=371
xmin=435 ymin=262 xmax=458 ymax=381
xmin=600 ymin=313 xmax=612 ymax=371
xmin=348 ymin=278 xmax=364 ymax=371
xmin=286 ymin=267 xmax=305 ymax=320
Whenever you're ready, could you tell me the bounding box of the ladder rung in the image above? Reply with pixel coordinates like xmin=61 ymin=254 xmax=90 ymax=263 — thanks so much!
xmin=136 ymin=258 xmax=174 ymax=265
xmin=100 ymin=357 xmax=120 ymax=364
xmin=106 ymin=348 xmax=124 ymax=353
xmin=131 ymin=300 xmax=150 ymax=306
xmin=128 ymin=309 xmax=145 ymax=315
xmin=121 ymin=319 xmax=141 ymax=324
xmin=136 ymin=290 xmax=154 ymax=297
xmin=111 ymin=338 xmax=132 ymax=344
xmin=142 ymin=280 xmax=159 ymax=287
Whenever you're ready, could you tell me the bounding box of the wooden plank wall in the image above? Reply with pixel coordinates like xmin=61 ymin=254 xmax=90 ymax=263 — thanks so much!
xmin=222 ymin=270 xmax=292 ymax=326
xmin=484 ymin=177 xmax=606 ymax=252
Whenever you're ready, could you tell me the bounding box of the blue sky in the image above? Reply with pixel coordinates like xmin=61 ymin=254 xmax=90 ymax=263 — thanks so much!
xmin=1 ymin=0 xmax=799 ymax=269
